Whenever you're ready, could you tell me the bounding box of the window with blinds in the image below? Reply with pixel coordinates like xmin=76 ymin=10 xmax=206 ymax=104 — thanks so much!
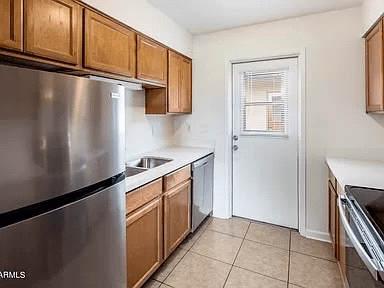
xmin=239 ymin=69 xmax=288 ymax=137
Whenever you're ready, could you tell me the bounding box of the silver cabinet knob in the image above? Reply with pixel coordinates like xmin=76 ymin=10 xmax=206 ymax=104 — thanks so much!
xmin=233 ymin=135 xmax=238 ymax=141
xmin=233 ymin=145 xmax=238 ymax=151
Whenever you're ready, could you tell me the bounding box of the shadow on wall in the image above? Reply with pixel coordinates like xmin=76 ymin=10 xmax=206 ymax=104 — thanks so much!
xmin=370 ymin=114 xmax=384 ymax=129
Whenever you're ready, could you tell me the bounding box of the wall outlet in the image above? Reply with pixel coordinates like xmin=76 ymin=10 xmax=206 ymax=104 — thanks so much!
xmin=199 ymin=124 xmax=208 ymax=133
xmin=185 ymin=120 xmax=191 ymax=132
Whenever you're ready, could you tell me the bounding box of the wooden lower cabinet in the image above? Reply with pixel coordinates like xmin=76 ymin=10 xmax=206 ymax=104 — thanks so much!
xmin=328 ymin=166 xmax=348 ymax=284
xmin=338 ymin=214 xmax=347 ymax=286
xmin=164 ymin=180 xmax=191 ymax=258
xmin=163 ymin=165 xmax=191 ymax=191
xmin=126 ymin=197 xmax=163 ymax=288
xmin=329 ymin=180 xmax=338 ymax=260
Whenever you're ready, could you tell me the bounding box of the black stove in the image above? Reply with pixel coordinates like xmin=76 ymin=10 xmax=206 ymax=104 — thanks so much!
xmin=342 ymin=186 xmax=384 ymax=286
xmin=346 ymin=186 xmax=384 ymax=243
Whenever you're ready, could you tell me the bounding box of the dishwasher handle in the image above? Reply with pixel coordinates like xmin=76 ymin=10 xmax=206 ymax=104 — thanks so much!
xmin=192 ymin=154 xmax=213 ymax=170
xmin=194 ymin=161 xmax=208 ymax=169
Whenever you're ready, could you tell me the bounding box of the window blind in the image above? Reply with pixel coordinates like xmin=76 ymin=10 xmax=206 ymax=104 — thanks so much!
xmin=239 ymin=69 xmax=289 ymax=137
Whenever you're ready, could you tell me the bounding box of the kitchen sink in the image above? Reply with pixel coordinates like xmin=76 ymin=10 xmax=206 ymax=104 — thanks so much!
xmin=126 ymin=157 xmax=173 ymax=169
xmin=125 ymin=166 xmax=147 ymax=177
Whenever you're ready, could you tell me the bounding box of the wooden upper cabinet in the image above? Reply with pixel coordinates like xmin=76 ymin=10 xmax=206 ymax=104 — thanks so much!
xmin=0 ymin=0 xmax=23 ymax=51
xmin=168 ymin=51 xmax=192 ymax=113
xmin=137 ymin=35 xmax=167 ymax=85
xmin=365 ymin=19 xmax=384 ymax=112
xmin=84 ymin=9 xmax=136 ymax=77
xmin=168 ymin=50 xmax=181 ymax=113
xmin=180 ymin=57 xmax=192 ymax=113
xmin=24 ymin=0 xmax=81 ymax=65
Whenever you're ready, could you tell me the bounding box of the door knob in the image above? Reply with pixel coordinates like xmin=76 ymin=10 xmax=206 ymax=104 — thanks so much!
xmin=233 ymin=135 xmax=238 ymax=141
xmin=233 ymin=145 xmax=238 ymax=151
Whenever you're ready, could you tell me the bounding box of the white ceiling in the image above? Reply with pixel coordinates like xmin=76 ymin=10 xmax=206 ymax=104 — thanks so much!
xmin=147 ymin=0 xmax=363 ymax=35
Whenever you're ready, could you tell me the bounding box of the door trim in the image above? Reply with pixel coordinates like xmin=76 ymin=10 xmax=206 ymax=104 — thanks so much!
xmin=224 ymin=50 xmax=307 ymax=235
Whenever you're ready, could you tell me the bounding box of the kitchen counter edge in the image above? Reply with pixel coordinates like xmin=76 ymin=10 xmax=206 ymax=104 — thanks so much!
xmin=125 ymin=146 xmax=214 ymax=192
xmin=326 ymin=157 xmax=384 ymax=190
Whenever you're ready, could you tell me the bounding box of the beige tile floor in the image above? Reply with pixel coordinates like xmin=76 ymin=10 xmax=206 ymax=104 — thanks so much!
xmin=142 ymin=217 xmax=343 ymax=288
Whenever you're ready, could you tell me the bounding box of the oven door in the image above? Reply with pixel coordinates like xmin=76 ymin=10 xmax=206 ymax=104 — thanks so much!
xmin=338 ymin=197 xmax=384 ymax=287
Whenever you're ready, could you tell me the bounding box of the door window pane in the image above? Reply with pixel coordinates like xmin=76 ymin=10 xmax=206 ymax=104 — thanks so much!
xmin=239 ymin=70 xmax=288 ymax=136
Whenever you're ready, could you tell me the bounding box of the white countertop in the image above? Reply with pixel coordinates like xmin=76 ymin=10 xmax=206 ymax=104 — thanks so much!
xmin=125 ymin=146 xmax=214 ymax=192
xmin=326 ymin=157 xmax=384 ymax=190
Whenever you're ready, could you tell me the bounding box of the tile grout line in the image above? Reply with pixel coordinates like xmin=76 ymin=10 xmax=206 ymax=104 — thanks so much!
xmin=231 ymin=264 xmax=288 ymax=285
xmin=242 ymin=236 xmax=291 ymax=251
xmin=205 ymin=228 xmax=245 ymax=240
xmin=187 ymin=250 xmax=235 ymax=266
xmin=158 ymin=217 xmax=214 ymax=285
xmin=287 ymin=230 xmax=292 ymax=288
xmin=161 ymin=249 xmax=189 ymax=284
xmin=290 ymin=250 xmax=338 ymax=263
xmin=222 ymin=221 xmax=251 ymax=288
xmin=221 ymin=265 xmax=234 ymax=288
xmin=290 ymin=231 xmax=337 ymax=263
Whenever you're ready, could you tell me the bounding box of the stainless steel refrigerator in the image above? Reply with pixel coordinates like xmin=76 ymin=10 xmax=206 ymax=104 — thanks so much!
xmin=0 ymin=64 xmax=126 ymax=288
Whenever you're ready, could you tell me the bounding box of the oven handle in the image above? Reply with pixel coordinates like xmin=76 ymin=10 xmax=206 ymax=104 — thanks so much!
xmin=338 ymin=196 xmax=381 ymax=281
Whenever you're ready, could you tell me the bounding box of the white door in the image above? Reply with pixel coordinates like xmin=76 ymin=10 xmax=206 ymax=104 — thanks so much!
xmin=232 ymin=57 xmax=299 ymax=229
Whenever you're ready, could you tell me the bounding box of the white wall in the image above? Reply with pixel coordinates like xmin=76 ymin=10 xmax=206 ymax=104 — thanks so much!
xmin=125 ymin=90 xmax=175 ymax=161
xmin=82 ymin=0 xmax=191 ymax=161
xmin=173 ymin=7 xmax=384 ymax=237
xmin=83 ymin=0 xmax=193 ymax=57
xmin=362 ymin=0 xmax=384 ymax=33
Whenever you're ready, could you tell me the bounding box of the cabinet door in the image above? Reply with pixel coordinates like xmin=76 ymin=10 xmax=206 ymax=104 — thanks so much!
xmin=0 ymin=0 xmax=23 ymax=51
xmin=137 ymin=35 xmax=167 ymax=85
xmin=25 ymin=0 xmax=81 ymax=65
xmin=366 ymin=19 xmax=384 ymax=112
xmin=164 ymin=180 xmax=191 ymax=258
xmin=126 ymin=197 xmax=163 ymax=288
xmin=338 ymin=213 xmax=347 ymax=286
xmin=84 ymin=9 xmax=136 ymax=77
xmin=180 ymin=57 xmax=192 ymax=113
xmin=168 ymin=50 xmax=180 ymax=113
xmin=328 ymin=181 xmax=338 ymax=260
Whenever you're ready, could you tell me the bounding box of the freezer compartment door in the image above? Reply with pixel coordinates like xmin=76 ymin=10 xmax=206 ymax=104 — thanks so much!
xmin=0 ymin=64 xmax=125 ymax=214
xmin=0 ymin=180 xmax=126 ymax=288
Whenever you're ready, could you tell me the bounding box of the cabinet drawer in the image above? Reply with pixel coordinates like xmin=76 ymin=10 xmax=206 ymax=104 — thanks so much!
xmin=163 ymin=165 xmax=191 ymax=191
xmin=126 ymin=178 xmax=162 ymax=215
xmin=328 ymin=168 xmax=337 ymax=191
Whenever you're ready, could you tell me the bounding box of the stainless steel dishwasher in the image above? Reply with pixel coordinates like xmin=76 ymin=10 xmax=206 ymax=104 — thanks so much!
xmin=191 ymin=153 xmax=214 ymax=232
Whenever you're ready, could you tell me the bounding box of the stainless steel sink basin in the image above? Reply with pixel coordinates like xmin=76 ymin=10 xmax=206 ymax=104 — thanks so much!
xmin=126 ymin=157 xmax=173 ymax=169
xmin=125 ymin=166 xmax=147 ymax=177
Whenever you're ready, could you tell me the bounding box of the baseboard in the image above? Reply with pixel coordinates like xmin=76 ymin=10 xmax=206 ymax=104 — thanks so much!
xmin=305 ymin=229 xmax=331 ymax=243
